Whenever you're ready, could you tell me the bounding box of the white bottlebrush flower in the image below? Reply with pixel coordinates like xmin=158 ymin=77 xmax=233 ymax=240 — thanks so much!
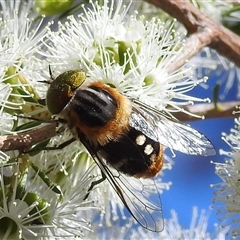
xmin=38 ymin=156 xmax=96 ymax=239
xmin=191 ymin=0 xmax=233 ymax=22
xmin=216 ymin=63 xmax=240 ymax=99
xmin=186 ymin=1 xmax=240 ymax=99
xmin=0 ymin=163 xmax=53 ymax=240
xmin=41 ymin=0 xmax=210 ymax=116
xmin=212 ymin=116 xmax=240 ymax=238
xmin=134 ymin=0 xmax=240 ymax=100
xmin=159 ymin=207 xmax=228 ymax=239
xmin=0 ymin=0 xmax=218 ymax=238
xmin=31 ymin=0 xmax=215 ymax=232
xmin=0 ymin=152 xmax=96 ymax=239
xmin=0 ymin=1 xmax=46 ymax=71
xmin=0 ymin=0 xmax=49 ymax=134
xmin=132 ymin=208 xmax=227 ymax=239
xmin=88 ymin=207 xmax=228 ymax=239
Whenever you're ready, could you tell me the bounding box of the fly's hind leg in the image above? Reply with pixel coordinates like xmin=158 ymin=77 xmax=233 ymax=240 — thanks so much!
xmin=84 ymin=172 xmax=106 ymax=200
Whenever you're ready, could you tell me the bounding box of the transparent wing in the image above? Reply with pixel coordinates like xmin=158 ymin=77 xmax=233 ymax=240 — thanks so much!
xmin=79 ymin=134 xmax=164 ymax=232
xmin=130 ymin=99 xmax=216 ymax=156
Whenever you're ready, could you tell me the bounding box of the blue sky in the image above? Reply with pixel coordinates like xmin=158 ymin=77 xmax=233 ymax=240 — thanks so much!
xmin=161 ymin=71 xmax=236 ymax=234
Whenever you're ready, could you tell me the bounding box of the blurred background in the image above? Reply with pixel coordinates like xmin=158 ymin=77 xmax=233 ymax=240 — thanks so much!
xmin=161 ymin=69 xmax=236 ymax=234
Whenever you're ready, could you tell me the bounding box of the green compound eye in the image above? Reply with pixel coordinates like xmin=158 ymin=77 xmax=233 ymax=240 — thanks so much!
xmin=46 ymin=70 xmax=86 ymax=114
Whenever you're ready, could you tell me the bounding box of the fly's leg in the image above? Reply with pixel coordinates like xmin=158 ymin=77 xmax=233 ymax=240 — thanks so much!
xmin=84 ymin=172 xmax=106 ymax=200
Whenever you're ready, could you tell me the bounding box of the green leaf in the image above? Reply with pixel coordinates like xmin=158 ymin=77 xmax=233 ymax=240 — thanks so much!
xmin=58 ymin=1 xmax=87 ymax=19
xmin=35 ymin=0 xmax=74 ymax=16
xmin=222 ymin=6 xmax=240 ymax=36
xmin=14 ymin=120 xmax=42 ymax=132
xmin=28 ymin=139 xmax=51 ymax=156
xmin=31 ymin=163 xmax=62 ymax=195
xmin=16 ymin=88 xmax=38 ymax=104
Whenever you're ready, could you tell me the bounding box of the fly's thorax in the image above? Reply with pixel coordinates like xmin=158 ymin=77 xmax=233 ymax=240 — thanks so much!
xmin=62 ymin=81 xmax=132 ymax=145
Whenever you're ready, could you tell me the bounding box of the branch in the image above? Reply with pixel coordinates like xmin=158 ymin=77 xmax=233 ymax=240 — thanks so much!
xmin=0 ymin=122 xmax=63 ymax=152
xmin=146 ymin=0 xmax=240 ymax=73
xmin=173 ymin=101 xmax=240 ymax=121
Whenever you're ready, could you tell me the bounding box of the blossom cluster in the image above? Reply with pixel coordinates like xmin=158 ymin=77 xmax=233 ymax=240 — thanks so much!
xmin=212 ymin=116 xmax=240 ymax=238
xmin=0 ymin=0 xmax=237 ymax=239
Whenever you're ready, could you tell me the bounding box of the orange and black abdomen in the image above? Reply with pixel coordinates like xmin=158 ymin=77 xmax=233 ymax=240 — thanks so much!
xmin=95 ymin=127 xmax=164 ymax=178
